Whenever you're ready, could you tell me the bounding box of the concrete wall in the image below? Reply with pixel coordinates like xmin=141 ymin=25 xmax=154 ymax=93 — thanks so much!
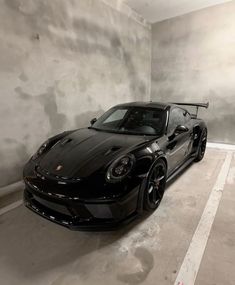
xmin=151 ymin=1 xmax=235 ymax=144
xmin=0 ymin=0 xmax=151 ymax=189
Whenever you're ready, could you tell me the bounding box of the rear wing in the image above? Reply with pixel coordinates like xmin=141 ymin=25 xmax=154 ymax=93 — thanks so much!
xmin=172 ymin=102 xmax=209 ymax=118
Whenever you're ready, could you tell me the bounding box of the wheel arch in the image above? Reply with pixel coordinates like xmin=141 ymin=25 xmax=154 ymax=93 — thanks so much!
xmin=136 ymin=154 xmax=168 ymax=214
xmin=198 ymin=126 xmax=208 ymax=145
xmin=158 ymin=156 xmax=167 ymax=171
xmin=141 ymin=156 xmax=167 ymax=211
xmin=151 ymin=155 xmax=168 ymax=177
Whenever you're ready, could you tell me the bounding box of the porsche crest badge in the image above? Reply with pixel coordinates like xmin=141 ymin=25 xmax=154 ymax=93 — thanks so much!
xmin=55 ymin=165 xmax=63 ymax=171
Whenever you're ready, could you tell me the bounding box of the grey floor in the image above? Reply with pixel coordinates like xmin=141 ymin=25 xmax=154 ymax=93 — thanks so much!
xmin=0 ymin=148 xmax=234 ymax=285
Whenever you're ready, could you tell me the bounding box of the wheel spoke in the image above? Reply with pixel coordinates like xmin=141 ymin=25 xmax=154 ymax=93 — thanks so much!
xmin=147 ymin=165 xmax=166 ymax=205
xmin=201 ymin=136 xmax=207 ymax=154
xmin=152 ymin=187 xmax=157 ymax=203
xmin=148 ymin=184 xmax=154 ymax=194
xmin=156 ymin=175 xmax=165 ymax=182
xmin=154 ymin=168 xmax=160 ymax=178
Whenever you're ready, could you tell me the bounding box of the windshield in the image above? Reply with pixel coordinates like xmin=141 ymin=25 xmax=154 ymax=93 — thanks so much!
xmin=91 ymin=106 xmax=166 ymax=136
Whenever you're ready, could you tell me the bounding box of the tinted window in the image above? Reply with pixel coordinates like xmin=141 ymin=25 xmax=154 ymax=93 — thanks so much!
xmin=167 ymin=107 xmax=189 ymax=134
xmin=185 ymin=112 xmax=191 ymax=122
xmin=92 ymin=107 xmax=166 ymax=135
xmin=103 ymin=109 xmax=128 ymax=124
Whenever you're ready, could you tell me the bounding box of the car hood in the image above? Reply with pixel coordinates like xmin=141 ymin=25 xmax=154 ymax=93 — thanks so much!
xmin=39 ymin=128 xmax=152 ymax=179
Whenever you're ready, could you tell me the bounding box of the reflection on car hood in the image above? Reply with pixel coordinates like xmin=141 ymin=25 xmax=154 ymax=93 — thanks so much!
xmin=39 ymin=128 xmax=152 ymax=178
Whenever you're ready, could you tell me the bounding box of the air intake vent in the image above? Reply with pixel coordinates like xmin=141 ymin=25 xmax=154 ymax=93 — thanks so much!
xmin=104 ymin=146 xmax=121 ymax=156
xmin=60 ymin=138 xmax=72 ymax=146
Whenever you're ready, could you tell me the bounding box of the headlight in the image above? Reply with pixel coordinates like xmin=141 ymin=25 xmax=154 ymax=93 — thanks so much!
xmin=106 ymin=154 xmax=135 ymax=183
xmin=31 ymin=140 xmax=49 ymax=160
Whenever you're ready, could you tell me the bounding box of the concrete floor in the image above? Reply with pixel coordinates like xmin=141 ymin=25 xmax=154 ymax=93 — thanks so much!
xmin=0 ymin=148 xmax=234 ymax=285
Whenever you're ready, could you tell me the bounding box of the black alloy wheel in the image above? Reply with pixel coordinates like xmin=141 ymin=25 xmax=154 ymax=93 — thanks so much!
xmin=195 ymin=129 xmax=207 ymax=162
xmin=144 ymin=160 xmax=167 ymax=211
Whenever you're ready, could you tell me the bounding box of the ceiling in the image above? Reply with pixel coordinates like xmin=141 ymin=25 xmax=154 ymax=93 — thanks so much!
xmin=124 ymin=0 xmax=232 ymax=23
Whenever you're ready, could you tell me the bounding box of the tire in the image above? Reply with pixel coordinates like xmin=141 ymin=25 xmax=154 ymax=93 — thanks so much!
xmin=143 ymin=159 xmax=167 ymax=211
xmin=195 ymin=128 xmax=207 ymax=162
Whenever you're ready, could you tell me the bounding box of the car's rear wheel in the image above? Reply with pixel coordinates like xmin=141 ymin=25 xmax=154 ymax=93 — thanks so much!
xmin=195 ymin=128 xmax=207 ymax=162
xmin=144 ymin=160 xmax=167 ymax=211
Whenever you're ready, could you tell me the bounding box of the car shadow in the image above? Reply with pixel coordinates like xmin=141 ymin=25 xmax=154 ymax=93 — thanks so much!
xmin=0 ymin=203 xmax=151 ymax=280
xmin=0 ymin=161 xmax=194 ymax=281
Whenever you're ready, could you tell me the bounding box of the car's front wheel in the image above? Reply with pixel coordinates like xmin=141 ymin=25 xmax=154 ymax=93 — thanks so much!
xmin=144 ymin=160 xmax=167 ymax=211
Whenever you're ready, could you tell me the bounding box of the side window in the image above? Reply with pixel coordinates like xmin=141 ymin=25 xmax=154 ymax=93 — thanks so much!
xmin=167 ymin=107 xmax=188 ymax=134
xmin=184 ymin=111 xmax=191 ymax=122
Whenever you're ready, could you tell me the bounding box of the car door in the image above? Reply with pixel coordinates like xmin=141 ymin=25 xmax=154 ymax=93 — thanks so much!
xmin=166 ymin=107 xmax=192 ymax=174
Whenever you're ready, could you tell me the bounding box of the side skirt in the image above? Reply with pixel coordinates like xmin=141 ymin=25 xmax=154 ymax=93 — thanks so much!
xmin=136 ymin=153 xmax=197 ymax=215
xmin=166 ymin=156 xmax=195 ymax=184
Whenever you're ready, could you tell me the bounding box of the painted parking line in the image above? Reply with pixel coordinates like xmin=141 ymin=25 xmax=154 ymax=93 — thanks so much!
xmin=174 ymin=151 xmax=233 ymax=285
xmin=207 ymin=142 xmax=235 ymax=151
xmin=0 ymin=200 xmax=23 ymax=216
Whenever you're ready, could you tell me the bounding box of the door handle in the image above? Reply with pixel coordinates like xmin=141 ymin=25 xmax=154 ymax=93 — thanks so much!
xmin=167 ymin=141 xmax=177 ymax=150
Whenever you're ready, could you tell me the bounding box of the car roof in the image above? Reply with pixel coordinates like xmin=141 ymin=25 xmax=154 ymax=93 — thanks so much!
xmin=114 ymin=101 xmax=172 ymax=110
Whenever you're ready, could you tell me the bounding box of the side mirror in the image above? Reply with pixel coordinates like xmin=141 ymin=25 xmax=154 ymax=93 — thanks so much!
xmin=174 ymin=125 xmax=188 ymax=135
xmin=90 ymin=118 xmax=97 ymax=125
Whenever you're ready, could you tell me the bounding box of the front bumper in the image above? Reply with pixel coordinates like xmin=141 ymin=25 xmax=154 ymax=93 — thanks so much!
xmin=24 ymin=185 xmax=140 ymax=230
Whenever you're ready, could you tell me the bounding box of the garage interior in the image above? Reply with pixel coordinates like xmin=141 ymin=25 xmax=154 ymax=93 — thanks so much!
xmin=0 ymin=0 xmax=235 ymax=285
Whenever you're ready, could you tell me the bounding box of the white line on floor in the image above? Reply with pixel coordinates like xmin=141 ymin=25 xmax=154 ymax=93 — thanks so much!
xmin=174 ymin=151 xmax=233 ymax=285
xmin=207 ymin=142 xmax=235 ymax=151
xmin=0 ymin=200 xmax=23 ymax=216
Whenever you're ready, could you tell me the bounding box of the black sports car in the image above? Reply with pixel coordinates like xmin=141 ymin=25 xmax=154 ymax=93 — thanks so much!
xmin=23 ymin=101 xmax=208 ymax=230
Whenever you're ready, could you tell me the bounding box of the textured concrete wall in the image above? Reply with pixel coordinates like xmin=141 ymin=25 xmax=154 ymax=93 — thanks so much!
xmin=0 ymin=0 xmax=151 ymax=188
xmin=151 ymin=1 xmax=235 ymax=144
